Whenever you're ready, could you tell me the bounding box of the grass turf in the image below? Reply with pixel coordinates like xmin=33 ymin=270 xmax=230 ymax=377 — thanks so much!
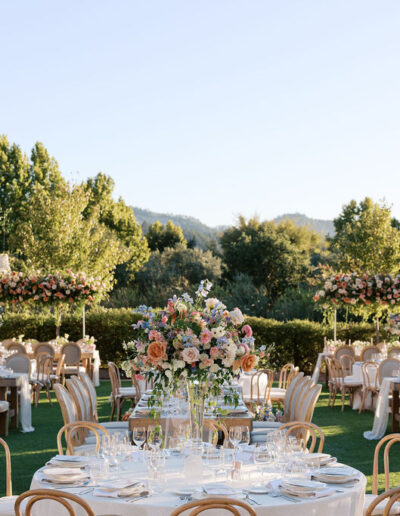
xmin=0 ymin=381 xmax=399 ymax=496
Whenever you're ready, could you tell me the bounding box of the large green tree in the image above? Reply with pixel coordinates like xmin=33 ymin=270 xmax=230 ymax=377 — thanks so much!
xmin=330 ymin=198 xmax=400 ymax=274
xmin=0 ymin=136 xmax=65 ymax=252
xmin=220 ymin=216 xmax=309 ymax=302
xmin=146 ymin=220 xmax=186 ymax=252
xmin=10 ymin=183 xmax=129 ymax=286
xmin=82 ymin=173 xmax=149 ymax=279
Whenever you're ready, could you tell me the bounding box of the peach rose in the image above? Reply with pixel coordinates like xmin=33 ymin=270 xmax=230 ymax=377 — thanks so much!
xmin=147 ymin=340 xmax=166 ymax=364
xmin=240 ymin=353 xmax=257 ymax=373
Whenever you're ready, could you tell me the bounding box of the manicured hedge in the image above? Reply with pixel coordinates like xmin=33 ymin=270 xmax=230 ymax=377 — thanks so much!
xmin=0 ymin=309 xmax=391 ymax=373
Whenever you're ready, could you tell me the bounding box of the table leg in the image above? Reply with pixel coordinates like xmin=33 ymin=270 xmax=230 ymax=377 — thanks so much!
xmin=392 ymin=387 xmax=399 ymax=433
xmin=0 ymin=387 xmax=7 ymax=401
xmin=9 ymin=386 xmax=18 ymax=429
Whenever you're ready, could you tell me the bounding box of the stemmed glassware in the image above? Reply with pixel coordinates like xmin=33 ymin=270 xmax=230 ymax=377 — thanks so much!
xmin=147 ymin=425 xmax=163 ymax=450
xmin=132 ymin=426 xmax=146 ymax=449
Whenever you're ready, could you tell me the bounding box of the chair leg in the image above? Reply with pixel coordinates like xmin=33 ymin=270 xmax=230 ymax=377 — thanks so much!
xmin=341 ymin=388 xmax=345 ymax=412
xmin=116 ymin=397 xmax=123 ymax=421
xmin=332 ymin=386 xmax=338 ymax=407
xmin=110 ymin=399 xmax=115 ymax=421
xmin=0 ymin=411 xmax=8 ymax=437
xmin=46 ymin=385 xmax=52 ymax=406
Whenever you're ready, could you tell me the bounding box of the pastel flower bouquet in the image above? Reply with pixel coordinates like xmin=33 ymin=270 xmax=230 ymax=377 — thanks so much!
xmin=123 ymin=280 xmax=259 ymax=445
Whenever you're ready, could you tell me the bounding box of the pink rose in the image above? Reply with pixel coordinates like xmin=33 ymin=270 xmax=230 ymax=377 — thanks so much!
xmin=181 ymin=347 xmax=200 ymax=364
xmin=242 ymin=324 xmax=252 ymax=338
xmin=200 ymin=330 xmax=212 ymax=344
xmin=201 ymin=357 xmax=212 ymax=367
xmin=210 ymin=346 xmax=219 ymax=359
xmin=161 ymin=316 xmax=168 ymax=324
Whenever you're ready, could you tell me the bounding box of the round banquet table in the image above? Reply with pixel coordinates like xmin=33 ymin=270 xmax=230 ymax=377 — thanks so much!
xmin=30 ymin=452 xmax=366 ymax=516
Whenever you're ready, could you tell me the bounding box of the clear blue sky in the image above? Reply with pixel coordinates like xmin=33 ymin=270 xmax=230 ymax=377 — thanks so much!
xmin=1 ymin=1 xmax=399 ymax=227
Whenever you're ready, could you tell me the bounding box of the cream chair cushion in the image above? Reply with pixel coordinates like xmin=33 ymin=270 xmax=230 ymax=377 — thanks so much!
xmin=364 ymin=493 xmax=400 ymax=515
xmin=0 ymin=495 xmax=18 ymax=516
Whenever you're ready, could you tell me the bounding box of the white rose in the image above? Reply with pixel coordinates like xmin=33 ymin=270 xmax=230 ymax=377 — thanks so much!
xmin=206 ymin=298 xmax=219 ymax=310
xmin=211 ymin=326 xmax=225 ymax=339
xmin=229 ymin=308 xmax=244 ymax=325
xmin=172 ymin=359 xmax=185 ymax=370
xmin=176 ymin=302 xmax=187 ymax=314
xmin=181 ymin=347 xmax=200 ymax=363
xmin=165 ymin=370 xmax=172 ymax=380
xmin=210 ymin=363 xmax=220 ymax=373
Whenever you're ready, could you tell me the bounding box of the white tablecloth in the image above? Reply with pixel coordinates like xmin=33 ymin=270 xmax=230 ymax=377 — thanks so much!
xmin=30 ymin=453 xmax=366 ymax=515
xmin=364 ymin=377 xmax=400 ymax=440
xmin=0 ymin=371 xmax=34 ymax=433
xmin=312 ymin=352 xmax=332 ymax=383
xmin=92 ymin=350 xmax=100 ymax=387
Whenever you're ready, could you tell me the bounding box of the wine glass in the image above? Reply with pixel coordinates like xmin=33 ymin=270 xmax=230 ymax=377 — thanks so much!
xmin=147 ymin=425 xmax=163 ymax=450
xmin=239 ymin=426 xmax=250 ymax=450
xmin=132 ymin=426 xmax=146 ymax=449
xmin=254 ymin=444 xmax=272 ymax=481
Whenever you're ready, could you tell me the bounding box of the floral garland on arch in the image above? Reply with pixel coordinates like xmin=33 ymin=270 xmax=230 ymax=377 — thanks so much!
xmin=122 ymin=280 xmax=259 ymax=407
xmin=0 ymin=270 xmax=106 ymax=306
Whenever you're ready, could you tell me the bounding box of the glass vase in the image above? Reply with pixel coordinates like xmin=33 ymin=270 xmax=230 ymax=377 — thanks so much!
xmin=186 ymin=378 xmax=208 ymax=451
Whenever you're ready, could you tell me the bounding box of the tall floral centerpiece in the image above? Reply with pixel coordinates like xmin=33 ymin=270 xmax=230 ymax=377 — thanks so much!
xmin=123 ymin=280 xmax=258 ymax=447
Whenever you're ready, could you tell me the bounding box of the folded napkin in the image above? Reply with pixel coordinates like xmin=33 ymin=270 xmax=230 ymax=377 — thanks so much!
xmin=202 ymin=484 xmax=237 ymax=497
xmin=269 ymin=479 xmax=334 ymax=499
xmin=302 ymin=453 xmax=336 ymax=466
xmin=312 ymin=466 xmax=360 ymax=484
xmin=93 ymin=481 xmax=145 ymax=498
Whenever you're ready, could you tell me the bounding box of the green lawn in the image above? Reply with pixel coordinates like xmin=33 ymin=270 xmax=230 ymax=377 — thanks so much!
xmin=0 ymin=381 xmax=399 ymax=496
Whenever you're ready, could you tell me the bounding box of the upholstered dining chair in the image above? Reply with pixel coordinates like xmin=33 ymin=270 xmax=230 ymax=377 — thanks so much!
xmin=170 ymin=497 xmax=256 ymax=516
xmin=363 ymin=434 xmax=400 ymax=515
xmin=33 ymin=342 xmax=55 ymax=358
xmin=335 ymin=345 xmax=355 ymax=362
xmin=4 ymin=342 xmax=26 ymax=354
xmin=361 ymin=346 xmax=381 ymax=362
xmin=379 ymin=358 xmax=400 ymax=383
xmin=108 ymin=361 xmax=138 ymax=421
xmin=4 ymin=353 xmax=31 ymax=376
xmin=327 ymin=357 xmax=361 ymax=411
xmin=388 ymin=347 xmax=400 ymax=359
xmin=339 ymin=354 xmax=355 ymax=376
xmin=61 ymin=343 xmax=85 ymax=383
xmin=14 ymin=489 xmax=95 ymax=516
xmin=278 ymin=421 xmax=325 ymax=453
xmin=78 ymin=371 xmax=130 ymax=435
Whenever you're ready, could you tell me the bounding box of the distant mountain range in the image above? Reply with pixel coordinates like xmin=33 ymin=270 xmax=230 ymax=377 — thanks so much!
xmin=131 ymin=207 xmax=335 ymax=248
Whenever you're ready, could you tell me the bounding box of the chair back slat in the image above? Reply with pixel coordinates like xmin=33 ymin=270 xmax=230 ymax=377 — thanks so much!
xmin=15 ymin=488 xmax=95 ymax=516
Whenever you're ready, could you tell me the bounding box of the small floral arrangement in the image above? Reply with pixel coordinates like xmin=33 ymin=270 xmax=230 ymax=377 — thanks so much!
xmin=0 ymin=270 xmax=106 ymax=306
xmin=50 ymin=334 xmax=70 ymax=350
xmin=122 ymin=280 xmax=259 ymax=405
xmin=79 ymin=335 xmax=97 ymax=352
xmin=254 ymin=403 xmax=283 ymax=422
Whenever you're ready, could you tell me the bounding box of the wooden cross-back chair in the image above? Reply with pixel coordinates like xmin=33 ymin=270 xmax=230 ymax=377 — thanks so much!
xmin=365 ymin=486 xmax=400 ymax=516
xmin=278 ymin=421 xmax=325 ymax=453
xmin=362 ymin=434 xmax=400 ymax=516
xmin=170 ymin=497 xmax=256 ymax=516
xmin=14 ymin=488 xmax=95 ymax=516
xmin=108 ymin=361 xmax=138 ymax=421
xmin=359 ymin=361 xmax=380 ymax=414
xmin=57 ymin=421 xmax=110 ymax=456
xmin=326 ymin=357 xmax=361 ymax=411
xmin=32 ymin=355 xmax=53 ymax=407
xmin=203 ymin=420 xmax=229 ymax=447
xmin=244 ymin=369 xmax=273 ymax=412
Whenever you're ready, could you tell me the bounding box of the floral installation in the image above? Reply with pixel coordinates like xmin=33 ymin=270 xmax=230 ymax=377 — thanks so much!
xmin=122 ymin=279 xmax=259 ymax=408
xmin=0 ymin=270 xmax=105 ymax=306
xmin=314 ymin=271 xmax=400 ymax=312
xmin=386 ymin=315 xmax=400 ymax=336
xmin=254 ymin=403 xmax=283 ymax=423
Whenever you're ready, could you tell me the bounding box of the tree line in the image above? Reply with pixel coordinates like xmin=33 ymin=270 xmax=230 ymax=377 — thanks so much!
xmin=2 ymin=135 xmax=400 ymax=322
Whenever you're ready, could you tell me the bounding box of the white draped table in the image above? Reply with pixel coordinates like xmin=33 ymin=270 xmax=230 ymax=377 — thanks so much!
xmin=30 ymin=452 xmax=366 ymax=516
xmin=364 ymin=377 xmax=400 ymax=440
xmin=0 ymin=370 xmax=34 ymax=432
